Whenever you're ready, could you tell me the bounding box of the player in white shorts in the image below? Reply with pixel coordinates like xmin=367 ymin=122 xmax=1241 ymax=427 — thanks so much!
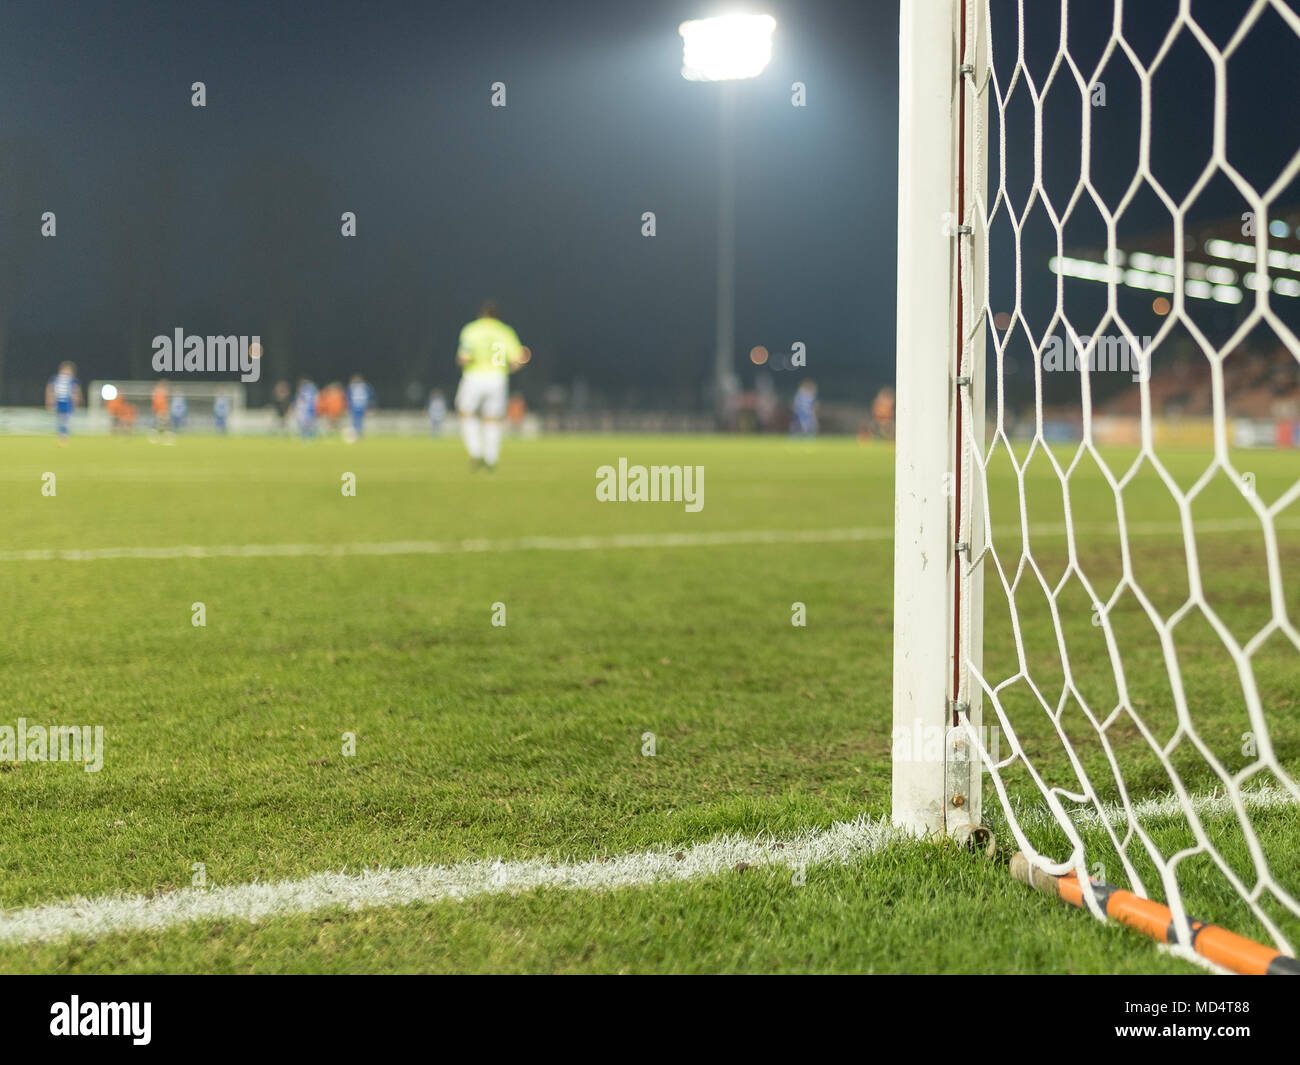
xmin=454 ymin=300 xmax=525 ymax=470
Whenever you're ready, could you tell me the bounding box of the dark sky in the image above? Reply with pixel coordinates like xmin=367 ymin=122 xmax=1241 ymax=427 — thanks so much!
xmin=0 ymin=0 xmax=895 ymax=407
xmin=1 ymin=0 xmax=1296 ymax=409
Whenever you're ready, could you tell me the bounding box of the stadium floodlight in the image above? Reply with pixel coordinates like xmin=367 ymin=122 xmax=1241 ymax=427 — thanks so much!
xmin=679 ymin=14 xmax=775 ymax=417
xmin=678 ymin=14 xmax=775 ymax=82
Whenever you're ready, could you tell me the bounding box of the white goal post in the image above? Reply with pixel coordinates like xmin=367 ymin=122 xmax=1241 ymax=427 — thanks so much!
xmin=892 ymin=0 xmax=987 ymax=839
xmin=892 ymin=0 xmax=1300 ymax=973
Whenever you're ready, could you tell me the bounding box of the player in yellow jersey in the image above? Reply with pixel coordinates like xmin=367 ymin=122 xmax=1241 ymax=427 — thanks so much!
xmin=454 ymin=300 xmax=525 ymax=470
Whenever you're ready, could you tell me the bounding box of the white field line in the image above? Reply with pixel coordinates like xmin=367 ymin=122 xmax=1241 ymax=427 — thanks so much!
xmin=1 ymin=516 xmax=1295 ymax=564
xmin=0 ymin=527 xmax=880 ymax=563
xmin=1021 ymin=782 xmax=1300 ymax=830
xmin=0 ymin=817 xmax=897 ymax=947
xmin=2 ymin=785 xmax=1295 ymax=947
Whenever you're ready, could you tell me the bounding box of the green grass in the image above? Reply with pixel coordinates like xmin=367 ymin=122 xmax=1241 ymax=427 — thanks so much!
xmin=0 ymin=431 xmax=1295 ymax=973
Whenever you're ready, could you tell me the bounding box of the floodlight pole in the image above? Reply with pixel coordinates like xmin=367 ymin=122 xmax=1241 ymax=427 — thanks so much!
xmin=715 ymin=81 xmax=737 ymax=418
xmin=680 ymin=14 xmax=774 ymax=418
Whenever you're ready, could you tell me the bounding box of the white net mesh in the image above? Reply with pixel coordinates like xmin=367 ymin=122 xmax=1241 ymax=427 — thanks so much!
xmin=958 ymin=0 xmax=1300 ymax=966
xmin=89 ymin=380 xmax=246 ymax=430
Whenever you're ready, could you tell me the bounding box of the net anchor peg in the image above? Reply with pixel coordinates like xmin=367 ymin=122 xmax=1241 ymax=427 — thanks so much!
xmin=953 ymin=824 xmax=997 ymax=860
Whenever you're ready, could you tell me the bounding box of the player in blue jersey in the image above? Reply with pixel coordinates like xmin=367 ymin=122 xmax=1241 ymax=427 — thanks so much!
xmin=428 ymin=389 xmax=447 ymax=436
xmin=295 ymin=379 xmax=319 ymax=440
xmin=347 ymin=375 xmax=373 ymax=439
xmin=170 ymin=388 xmax=188 ymax=433
xmin=45 ymin=362 xmax=82 ymax=442
xmin=790 ymin=379 xmax=819 ymax=438
xmin=213 ymin=392 xmax=232 ymax=434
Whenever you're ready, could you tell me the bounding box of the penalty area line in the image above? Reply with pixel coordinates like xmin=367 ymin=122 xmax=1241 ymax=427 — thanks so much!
xmin=0 ymin=516 xmax=1294 ymax=563
xmin=0 ymin=527 xmax=883 ymax=562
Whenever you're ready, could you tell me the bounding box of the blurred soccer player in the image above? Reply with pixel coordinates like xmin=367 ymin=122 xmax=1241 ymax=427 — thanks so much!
xmin=506 ymin=393 xmax=526 ymax=435
xmin=272 ymin=380 xmax=292 ymax=434
xmin=454 ymin=300 xmax=524 ymax=470
xmin=319 ymin=382 xmax=345 ymax=434
xmin=151 ymin=381 xmax=170 ymax=434
xmin=790 ymin=380 xmax=819 ymax=438
xmin=170 ymin=387 xmax=188 ymax=433
xmin=295 ymin=378 xmax=319 ymax=440
xmin=213 ymin=392 xmax=232 ymax=434
xmin=45 ymin=361 xmax=82 ymax=442
xmin=872 ymin=385 xmax=896 ymax=440
xmin=347 ymin=374 xmax=373 ymax=438
xmin=105 ymin=390 xmax=125 ymax=433
xmin=428 ymin=389 xmax=446 ymax=435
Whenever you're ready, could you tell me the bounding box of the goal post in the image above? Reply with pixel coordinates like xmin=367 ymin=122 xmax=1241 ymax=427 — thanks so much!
xmin=892 ymin=0 xmax=986 ymax=838
xmin=893 ymin=0 xmax=1300 ymax=971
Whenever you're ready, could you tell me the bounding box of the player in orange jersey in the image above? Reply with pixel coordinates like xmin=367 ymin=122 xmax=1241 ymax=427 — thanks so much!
xmin=872 ymin=386 xmax=896 ymax=440
xmin=151 ymin=381 xmax=170 ymax=433
xmin=317 ymin=382 xmax=345 ymax=434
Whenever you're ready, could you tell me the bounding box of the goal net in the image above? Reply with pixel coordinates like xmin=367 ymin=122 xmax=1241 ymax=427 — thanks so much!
xmin=894 ymin=0 xmax=1300 ymax=971
xmin=88 ymin=380 xmax=247 ymax=432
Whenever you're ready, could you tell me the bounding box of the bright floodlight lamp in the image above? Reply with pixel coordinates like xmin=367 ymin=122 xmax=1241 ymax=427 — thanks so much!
xmin=678 ymin=14 xmax=775 ymax=82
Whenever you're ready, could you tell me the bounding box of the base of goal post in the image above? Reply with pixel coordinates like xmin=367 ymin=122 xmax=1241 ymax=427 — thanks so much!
xmin=1009 ymin=853 xmax=1300 ymax=977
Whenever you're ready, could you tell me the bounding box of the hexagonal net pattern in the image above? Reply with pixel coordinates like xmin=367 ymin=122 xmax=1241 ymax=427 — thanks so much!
xmin=957 ymin=0 xmax=1300 ymax=965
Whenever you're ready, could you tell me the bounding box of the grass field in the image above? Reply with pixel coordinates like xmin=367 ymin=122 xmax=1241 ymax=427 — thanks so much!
xmin=0 ymin=431 xmax=1296 ymax=973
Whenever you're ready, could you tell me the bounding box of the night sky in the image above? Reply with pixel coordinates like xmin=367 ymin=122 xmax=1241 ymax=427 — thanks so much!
xmin=1 ymin=0 xmax=1296 ymax=409
xmin=0 ymin=0 xmax=894 ymax=408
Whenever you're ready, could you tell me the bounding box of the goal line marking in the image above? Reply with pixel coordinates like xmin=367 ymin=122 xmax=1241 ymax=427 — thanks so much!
xmin=1 ymin=516 xmax=1294 ymax=563
xmin=1 ymin=785 xmax=1293 ymax=947
xmin=1007 ymin=781 xmax=1298 ymax=829
xmin=0 ymin=817 xmax=895 ymax=947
